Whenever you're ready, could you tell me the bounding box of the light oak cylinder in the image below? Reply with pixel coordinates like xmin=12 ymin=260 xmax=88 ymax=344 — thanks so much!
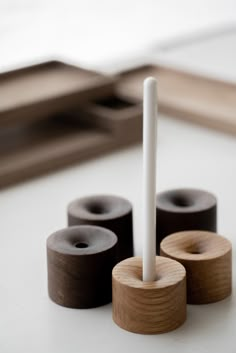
xmin=160 ymin=231 xmax=232 ymax=304
xmin=112 ymin=256 xmax=186 ymax=334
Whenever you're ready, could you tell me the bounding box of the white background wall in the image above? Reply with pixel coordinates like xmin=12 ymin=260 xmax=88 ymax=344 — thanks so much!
xmin=0 ymin=0 xmax=236 ymax=70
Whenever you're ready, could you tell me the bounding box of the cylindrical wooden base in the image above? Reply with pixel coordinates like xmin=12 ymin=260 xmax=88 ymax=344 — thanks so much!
xmin=67 ymin=195 xmax=133 ymax=262
xmin=156 ymin=188 xmax=217 ymax=253
xmin=160 ymin=231 xmax=232 ymax=304
xmin=47 ymin=225 xmax=117 ymax=308
xmin=112 ymin=256 xmax=186 ymax=334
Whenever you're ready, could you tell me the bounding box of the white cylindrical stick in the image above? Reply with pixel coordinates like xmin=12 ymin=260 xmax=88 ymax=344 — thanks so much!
xmin=142 ymin=77 xmax=158 ymax=282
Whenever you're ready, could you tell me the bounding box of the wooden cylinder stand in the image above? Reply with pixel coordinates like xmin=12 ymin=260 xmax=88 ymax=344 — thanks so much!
xmin=160 ymin=230 xmax=232 ymax=304
xmin=156 ymin=188 xmax=217 ymax=253
xmin=67 ymin=195 xmax=133 ymax=262
xmin=112 ymin=256 xmax=186 ymax=334
xmin=47 ymin=225 xmax=117 ymax=308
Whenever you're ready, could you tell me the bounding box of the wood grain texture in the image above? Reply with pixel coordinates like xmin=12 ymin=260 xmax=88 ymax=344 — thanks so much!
xmin=156 ymin=188 xmax=217 ymax=253
xmin=160 ymin=231 xmax=232 ymax=304
xmin=47 ymin=225 xmax=117 ymax=308
xmin=118 ymin=64 xmax=236 ymax=135
xmin=67 ymin=195 xmax=133 ymax=262
xmin=112 ymin=256 xmax=186 ymax=334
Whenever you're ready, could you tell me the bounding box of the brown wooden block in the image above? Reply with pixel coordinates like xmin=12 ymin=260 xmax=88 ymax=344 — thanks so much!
xmin=112 ymin=256 xmax=186 ymax=334
xmin=160 ymin=231 xmax=232 ymax=304
xmin=118 ymin=64 xmax=236 ymax=135
xmin=156 ymin=188 xmax=217 ymax=253
xmin=47 ymin=225 xmax=118 ymax=308
xmin=0 ymin=61 xmax=116 ymax=127
xmin=67 ymin=195 xmax=133 ymax=262
xmin=75 ymin=91 xmax=142 ymax=139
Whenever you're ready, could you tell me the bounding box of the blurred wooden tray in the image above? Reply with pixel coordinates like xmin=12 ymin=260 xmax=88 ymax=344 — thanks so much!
xmin=6 ymin=59 xmax=236 ymax=188
xmin=0 ymin=60 xmax=115 ymax=127
xmin=0 ymin=114 xmax=141 ymax=188
xmin=0 ymin=61 xmax=144 ymax=188
xmin=117 ymin=64 xmax=236 ymax=135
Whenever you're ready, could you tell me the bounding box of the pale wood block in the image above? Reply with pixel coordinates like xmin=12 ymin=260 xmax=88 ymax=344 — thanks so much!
xmin=160 ymin=231 xmax=232 ymax=304
xmin=112 ymin=256 xmax=186 ymax=334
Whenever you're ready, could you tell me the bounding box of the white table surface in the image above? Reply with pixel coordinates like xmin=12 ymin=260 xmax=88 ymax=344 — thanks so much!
xmin=1 ymin=1 xmax=236 ymax=352
xmin=1 ymin=117 xmax=236 ymax=353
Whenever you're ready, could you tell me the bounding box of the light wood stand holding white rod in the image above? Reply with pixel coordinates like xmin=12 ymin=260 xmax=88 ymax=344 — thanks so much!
xmin=112 ymin=78 xmax=187 ymax=334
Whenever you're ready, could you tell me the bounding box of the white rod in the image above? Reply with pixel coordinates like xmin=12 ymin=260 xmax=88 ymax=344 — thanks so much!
xmin=142 ymin=77 xmax=158 ymax=282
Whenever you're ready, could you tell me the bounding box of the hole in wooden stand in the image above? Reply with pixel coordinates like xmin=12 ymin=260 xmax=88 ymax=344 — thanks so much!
xmin=171 ymin=195 xmax=193 ymax=207
xmin=75 ymin=242 xmax=88 ymax=249
xmin=94 ymin=95 xmax=135 ymax=110
xmin=189 ymin=250 xmax=201 ymax=254
xmin=87 ymin=202 xmax=109 ymax=215
xmin=186 ymin=245 xmax=203 ymax=254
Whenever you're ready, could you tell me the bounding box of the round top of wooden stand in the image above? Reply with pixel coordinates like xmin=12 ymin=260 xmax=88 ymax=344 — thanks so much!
xmin=67 ymin=194 xmax=132 ymax=221
xmin=112 ymin=256 xmax=186 ymax=289
xmin=157 ymin=188 xmax=217 ymax=213
xmin=47 ymin=225 xmax=117 ymax=256
xmin=160 ymin=231 xmax=231 ymax=261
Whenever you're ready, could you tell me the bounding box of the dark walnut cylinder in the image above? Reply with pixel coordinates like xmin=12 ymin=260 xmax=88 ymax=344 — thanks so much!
xmin=160 ymin=230 xmax=232 ymax=304
xmin=112 ymin=256 xmax=186 ymax=334
xmin=67 ymin=195 xmax=133 ymax=262
xmin=47 ymin=225 xmax=117 ymax=308
xmin=156 ymin=188 xmax=217 ymax=253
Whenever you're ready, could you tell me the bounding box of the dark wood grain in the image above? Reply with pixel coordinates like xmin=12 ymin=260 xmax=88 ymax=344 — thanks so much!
xmin=47 ymin=225 xmax=118 ymax=308
xmin=156 ymin=189 xmax=217 ymax=253
xmin=67 ymin=195 xmax=133 ymax=262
